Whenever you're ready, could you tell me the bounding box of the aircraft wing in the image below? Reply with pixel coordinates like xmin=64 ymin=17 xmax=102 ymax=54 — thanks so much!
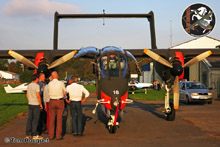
xmin=0 ymin=50 xmax=80 ymax=60
xmin=1 ymin=48 xmax=220 ymax=59
xmin=13 ymin=83 xmax=28 ymax=91
xmin=126 ymin=48 xmax=220 ymax=60
xmin=3 ymin=84 xmax=26 ymax=94
xmin=129 ymin=82 xmax=153 ymax=89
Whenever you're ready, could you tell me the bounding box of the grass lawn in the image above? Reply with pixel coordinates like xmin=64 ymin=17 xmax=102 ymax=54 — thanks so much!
xmin=82 ymin=84 xmax=171 ymax=101
xmin=0 ymin=84 xmax=28 ymax=130
xmin=128 ymin=89 xmax=173 ymax=100
xmin=83 ymin=84 xmax=97 ymax=93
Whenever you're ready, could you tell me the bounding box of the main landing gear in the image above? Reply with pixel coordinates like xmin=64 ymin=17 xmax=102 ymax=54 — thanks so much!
xmin=164 ymin=85 xmax=175 ymax=121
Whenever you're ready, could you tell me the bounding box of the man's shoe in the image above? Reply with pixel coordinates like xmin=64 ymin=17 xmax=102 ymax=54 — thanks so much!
xmin=73 ymin=133 xmax=78 ymax=136
xmin=49 ymin=137 xmax=55 ymax=140
xmin=56 ymin=137 xmax=64 ymax=140
xmin=25 ymin=136 xmax=32 ymax=139
xmin=78 ymin=133 xmax=84 ymax=136
xmin=33 ymin=135 xmax=43 ymax=139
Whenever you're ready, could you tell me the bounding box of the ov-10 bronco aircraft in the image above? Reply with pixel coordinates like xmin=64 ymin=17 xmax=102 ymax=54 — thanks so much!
xmin=0 ymin=11 xmax=219 ymax=133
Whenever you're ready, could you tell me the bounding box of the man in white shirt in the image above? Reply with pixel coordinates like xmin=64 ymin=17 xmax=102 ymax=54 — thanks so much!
xmin=48 ymin=71 xmax=66 ymax=140
xmin=66 ymin=77 xmax=89 ymax=136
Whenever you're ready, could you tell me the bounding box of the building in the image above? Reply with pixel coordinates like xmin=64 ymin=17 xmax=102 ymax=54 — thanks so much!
xmin=139 ymin=62 xmax=153 ymax=83
xmin=171 ymin=36 xmax=220 ymax=98
xmin=0 ymin=70 xmax=19 ymax=80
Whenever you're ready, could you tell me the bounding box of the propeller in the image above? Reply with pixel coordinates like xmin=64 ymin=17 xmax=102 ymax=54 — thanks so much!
xmin=173 ymin=76 xmax=179 ymax=110
xmin=8 ymin=50 xmax=38 ymax=69
xmin=144 ymin=49 xmax=212 ymax=110
xmin=183 ymin=50 xmax=212 ymax=68
xmin=48 ymin=50 xmax=77 ymax=69
xmin=8 ymin=50 xmax=77 ymax=72
xmin=144 ymin=49 xmax=173 ymax=68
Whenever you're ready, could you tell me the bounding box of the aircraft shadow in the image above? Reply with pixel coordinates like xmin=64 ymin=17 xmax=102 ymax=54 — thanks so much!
xmin=127 ymin=100 xmax=166 ymax=120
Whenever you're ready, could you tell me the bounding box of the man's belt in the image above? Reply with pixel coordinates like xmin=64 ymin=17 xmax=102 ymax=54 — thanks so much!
xmin=50 ymin=98 xmax=64 ymax=100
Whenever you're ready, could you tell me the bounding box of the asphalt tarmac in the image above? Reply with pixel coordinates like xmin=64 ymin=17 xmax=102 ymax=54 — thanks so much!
xmin=1 ymin=97 xmax=220 ymax=147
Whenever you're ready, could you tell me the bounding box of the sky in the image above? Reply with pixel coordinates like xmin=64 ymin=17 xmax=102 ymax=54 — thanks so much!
xmin=0 ymin=0 xmax=219 ymax=50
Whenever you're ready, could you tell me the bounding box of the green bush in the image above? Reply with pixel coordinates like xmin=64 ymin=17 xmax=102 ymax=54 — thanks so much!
xmin=19 ymin=70 xmax=34 ymax=83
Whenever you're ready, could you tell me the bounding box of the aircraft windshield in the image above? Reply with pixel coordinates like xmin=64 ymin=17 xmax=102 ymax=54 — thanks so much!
xmin=109 ymin=54 xmax=119 ymax=77
xmin=100 ymin=56 xmax=108 ymax=78
xmin=120 ymin=55 xmax=128 ymax=77
xmin=99 ymin=54 xmax=128 ymax=78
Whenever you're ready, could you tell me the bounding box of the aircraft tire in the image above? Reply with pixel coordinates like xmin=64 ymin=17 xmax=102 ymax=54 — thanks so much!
xmin=109 ymin=125 xmax=117 ymax=134
xmin=166 ymin=102 xmax=175 ymax=121
xmin=185 ymin=95 xmax=190 ymax=104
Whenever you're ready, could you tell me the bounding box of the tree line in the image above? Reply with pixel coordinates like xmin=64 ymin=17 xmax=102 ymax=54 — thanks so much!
xmin=0 ymin=57 xmax=152 ymax=83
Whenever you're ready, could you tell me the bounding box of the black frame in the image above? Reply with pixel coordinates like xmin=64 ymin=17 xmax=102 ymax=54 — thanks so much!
xmin=53 ymin=11 xmax=157 ymax=50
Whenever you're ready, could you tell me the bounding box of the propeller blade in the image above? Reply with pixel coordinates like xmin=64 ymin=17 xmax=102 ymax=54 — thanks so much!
xmin=48 ymin=50 xmax=77 ymax=69
xmin=173 ymin=76 xmax=179 ymax=110
xmin=8 ymin=50 xmax=38 ymax=69
xmin=144 ymin=49 xmax=173 ymax=68
xmin=183 ymin=50 xmax=212 ymax=68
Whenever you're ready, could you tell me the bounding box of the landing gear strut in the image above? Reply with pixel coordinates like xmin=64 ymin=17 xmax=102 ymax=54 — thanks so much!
xmin=164 ymin=85 xmax=175 ymax=121
xmin=108 ymin=104 xmax=119 ymax=134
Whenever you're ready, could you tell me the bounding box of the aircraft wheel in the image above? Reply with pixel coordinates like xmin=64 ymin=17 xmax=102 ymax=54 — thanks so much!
xmin=208 ymin=101 xmax=212 ymax=104
xmin=185 ymin=95 xmax=190 ymax=104
xmin=166 ymin=102 xmax=175 ymax=121
xmin=109 ymin=125 xmax=117 ymax=134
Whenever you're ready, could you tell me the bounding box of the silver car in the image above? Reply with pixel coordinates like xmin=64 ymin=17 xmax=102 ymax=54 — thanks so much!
xmin=179 ymin=81 xmax=212 ymax=104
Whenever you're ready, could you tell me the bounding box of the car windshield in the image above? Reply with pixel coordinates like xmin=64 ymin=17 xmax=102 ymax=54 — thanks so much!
xmin=186 ymin=82 xmax=207 ymax=89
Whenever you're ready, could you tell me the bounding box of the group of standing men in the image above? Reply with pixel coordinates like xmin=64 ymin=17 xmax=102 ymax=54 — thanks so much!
xmin=25 ymin=71 xmax=89 ymax=140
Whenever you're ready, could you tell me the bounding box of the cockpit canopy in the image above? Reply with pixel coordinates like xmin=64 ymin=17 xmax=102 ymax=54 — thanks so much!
xmin=99 ymin=47 xmax=128 ymax=78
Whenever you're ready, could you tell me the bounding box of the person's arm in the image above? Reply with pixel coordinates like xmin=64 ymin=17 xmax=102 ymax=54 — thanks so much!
xmin=43 ymin=85 xmax=50 ymax=110
xmin=81 ymin=97 xmax=87 ymax=104
xmin=26 ymin=91 xmax=28 ymax=101
xmin=37 ymin=92 xmax=43 ymax=109
xmin=65 ymin=98 xmax=70 ymax=104
xmin=62 ymin=82 xmax=67 ymax=95
xmin=81 ymin=86 xmax=90 ymax=104
xmin=65 ymin=87 xmax=70 ymax=104
xmin=43 ymin=88 xmax=47 ymax=109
